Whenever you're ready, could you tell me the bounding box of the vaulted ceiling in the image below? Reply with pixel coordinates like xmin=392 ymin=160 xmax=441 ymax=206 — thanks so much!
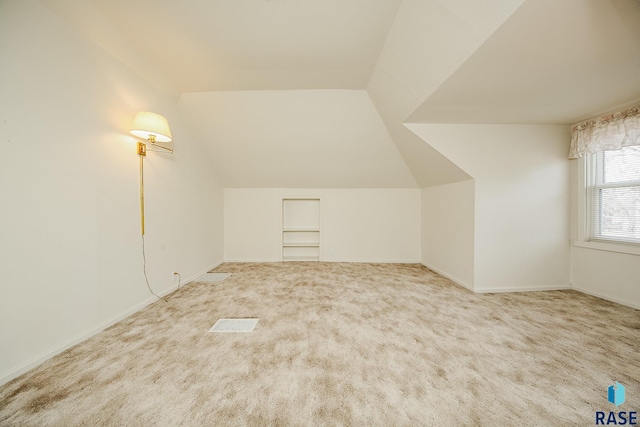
xmin=87 ymin=0 xmax=403 ymax=92
xmin=42 ymin=0 xmax=640 ymax=188
xmin=408 ymin=0 xmax=640 ymax=125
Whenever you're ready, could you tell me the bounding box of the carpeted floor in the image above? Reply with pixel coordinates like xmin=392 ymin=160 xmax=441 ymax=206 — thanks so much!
xmin=1 ymin=262 xmax=639 ymax=426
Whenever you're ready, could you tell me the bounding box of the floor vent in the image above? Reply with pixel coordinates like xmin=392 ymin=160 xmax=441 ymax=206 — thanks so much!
xmin=197 ymin=273 xmax=231 ymax=283
xmin=208 ymin=318 xmax=259 ymax=333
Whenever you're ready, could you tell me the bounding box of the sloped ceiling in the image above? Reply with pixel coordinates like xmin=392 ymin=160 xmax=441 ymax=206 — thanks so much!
xmin=179 ymin=90 xmax=417 ymax=188
xmin=86 ymin=0 xmax=402 ymax=92
xmin=366 ymin=0 xmax=527 ymax=187
xmin=408 ymin=0 xmax=640 ymax=124
xmin=41 ymin=0 xmax=640 ymax=188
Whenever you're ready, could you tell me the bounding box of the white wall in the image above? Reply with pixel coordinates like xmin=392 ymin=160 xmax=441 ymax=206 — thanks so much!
xmin=421 ymin=180 xmax=475 ymax=290
xmin=225 ymin=189 xmax=420 ymax=263
xmin=0 ymin=0 xmax=224 ymax=384
xmin=571 ymin=248 xmax=640 ymax=309
xmin=179 ymin=90 xmax=417 ymax=188
xmin=409 ymin=124 xmax=571 ymax=292
xmin=569 ymin=161 xmax=640 ymax=309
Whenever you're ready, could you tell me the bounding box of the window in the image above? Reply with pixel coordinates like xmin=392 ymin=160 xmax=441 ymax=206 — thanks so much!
xmin=585 ymin=145 xmax=640 ymax=245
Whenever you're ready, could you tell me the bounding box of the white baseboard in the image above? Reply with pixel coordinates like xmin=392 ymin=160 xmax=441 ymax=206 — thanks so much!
xmin=225 ymin=259 xmax=421 ymax=264
xmin=475 ymin=285 xmax=572 ymax=293
xmin=420 ymin=262 xmax=474 ymax=292
xmin=420 ymin=262 xmax=574 ymax=294
xmin=329 ymin=259 xmax=421 ymax=264
xmin=571 ymin=285 xmax=640 ymax=310
xmin=0 ymin=260 xmax=223 ymax=387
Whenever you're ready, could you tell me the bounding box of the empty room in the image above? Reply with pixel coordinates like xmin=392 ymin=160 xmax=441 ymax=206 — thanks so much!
xmin=1 ymin=0 xmax=639 ymax=425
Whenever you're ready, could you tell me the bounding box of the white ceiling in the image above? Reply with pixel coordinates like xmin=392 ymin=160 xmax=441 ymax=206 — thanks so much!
xmin=42 ymin=0 xmax=640 ymax=188
xmin=86 ymin=0 xmax=402 ymax=92
xmin=408 ymin=0 xmax=640 ymax=124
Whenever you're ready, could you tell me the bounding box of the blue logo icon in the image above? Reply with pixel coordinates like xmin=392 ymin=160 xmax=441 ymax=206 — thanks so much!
xmin=608 ymin=382 xmax=626 ymax=407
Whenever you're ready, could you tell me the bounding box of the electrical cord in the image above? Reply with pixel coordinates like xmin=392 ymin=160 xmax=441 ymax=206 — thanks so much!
xmin=141 ymin=234 xmax=182 ymax=302
xmin=141 ymin=234 xmax=166 ymax=302
xmin=165 ymin=271 xmax=182 ymax=302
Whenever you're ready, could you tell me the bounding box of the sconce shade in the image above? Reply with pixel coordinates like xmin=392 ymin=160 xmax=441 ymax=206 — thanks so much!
xmin=130 ymin=111 xmax=173 ymax=143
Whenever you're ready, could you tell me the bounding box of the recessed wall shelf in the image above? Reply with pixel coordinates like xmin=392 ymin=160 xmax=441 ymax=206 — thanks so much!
xmin=282 ymin=198 xmax=320 ymax=262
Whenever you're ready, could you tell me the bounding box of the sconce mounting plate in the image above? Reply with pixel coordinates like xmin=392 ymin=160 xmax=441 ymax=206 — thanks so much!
xmin=137 ymin=142 xmax=147 ymax=156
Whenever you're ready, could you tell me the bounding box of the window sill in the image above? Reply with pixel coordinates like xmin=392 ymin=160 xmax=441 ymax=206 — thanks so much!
xmin=573 ymin=240 xmax=640 ymax=256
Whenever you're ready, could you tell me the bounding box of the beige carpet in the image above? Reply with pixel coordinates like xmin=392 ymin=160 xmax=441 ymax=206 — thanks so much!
xmin=1 ymin=263 xmax=639 ymax=426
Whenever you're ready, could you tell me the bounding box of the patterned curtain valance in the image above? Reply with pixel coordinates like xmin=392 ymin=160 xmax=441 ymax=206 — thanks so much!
xmin=568 ymin=105 xmax=640 ymax=159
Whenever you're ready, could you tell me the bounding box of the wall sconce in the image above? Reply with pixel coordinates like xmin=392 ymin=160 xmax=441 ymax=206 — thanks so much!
xmin=130 ymin=111 xmax=173 ymax=235
xmin=130 ymin=111 xmax=173 ymax=156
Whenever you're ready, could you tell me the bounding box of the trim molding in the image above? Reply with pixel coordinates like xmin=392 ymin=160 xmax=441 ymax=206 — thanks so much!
xmin=475 ymin=285 xmax=572 ymax=293
xmin=0 ymin=261 xmax=223 ymax=386
xmin=225 ymin=259 xmax=421 ymax=264
xmin=330 ymin=259 xmax=421 ymax=264
xmin=420 ymin=262 xmax=573 ymax=294
xmin=421 ymin=261 xmax=637 ymax=310
xmin=573 ymin=240 xmax=640 ymax=256
xmin=420 ymin=262 xmax=474 ymax=292
xmin=571 ymin=285 xmax=640 ymax=310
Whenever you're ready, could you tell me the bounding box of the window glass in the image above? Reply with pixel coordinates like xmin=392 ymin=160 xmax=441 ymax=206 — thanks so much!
xmin=603 ymin=146 xmax=640 ymax=184
xmin=586 ymin=146 xmax=640 ymax=244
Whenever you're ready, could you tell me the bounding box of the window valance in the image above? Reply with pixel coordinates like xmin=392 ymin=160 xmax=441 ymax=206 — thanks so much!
xmin=568 ymin=105 xmax=640 ymax=159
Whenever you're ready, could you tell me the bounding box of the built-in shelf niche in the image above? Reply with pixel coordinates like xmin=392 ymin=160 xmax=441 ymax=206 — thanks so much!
xmin=282 ymin=198 xmax=320 ymax=261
